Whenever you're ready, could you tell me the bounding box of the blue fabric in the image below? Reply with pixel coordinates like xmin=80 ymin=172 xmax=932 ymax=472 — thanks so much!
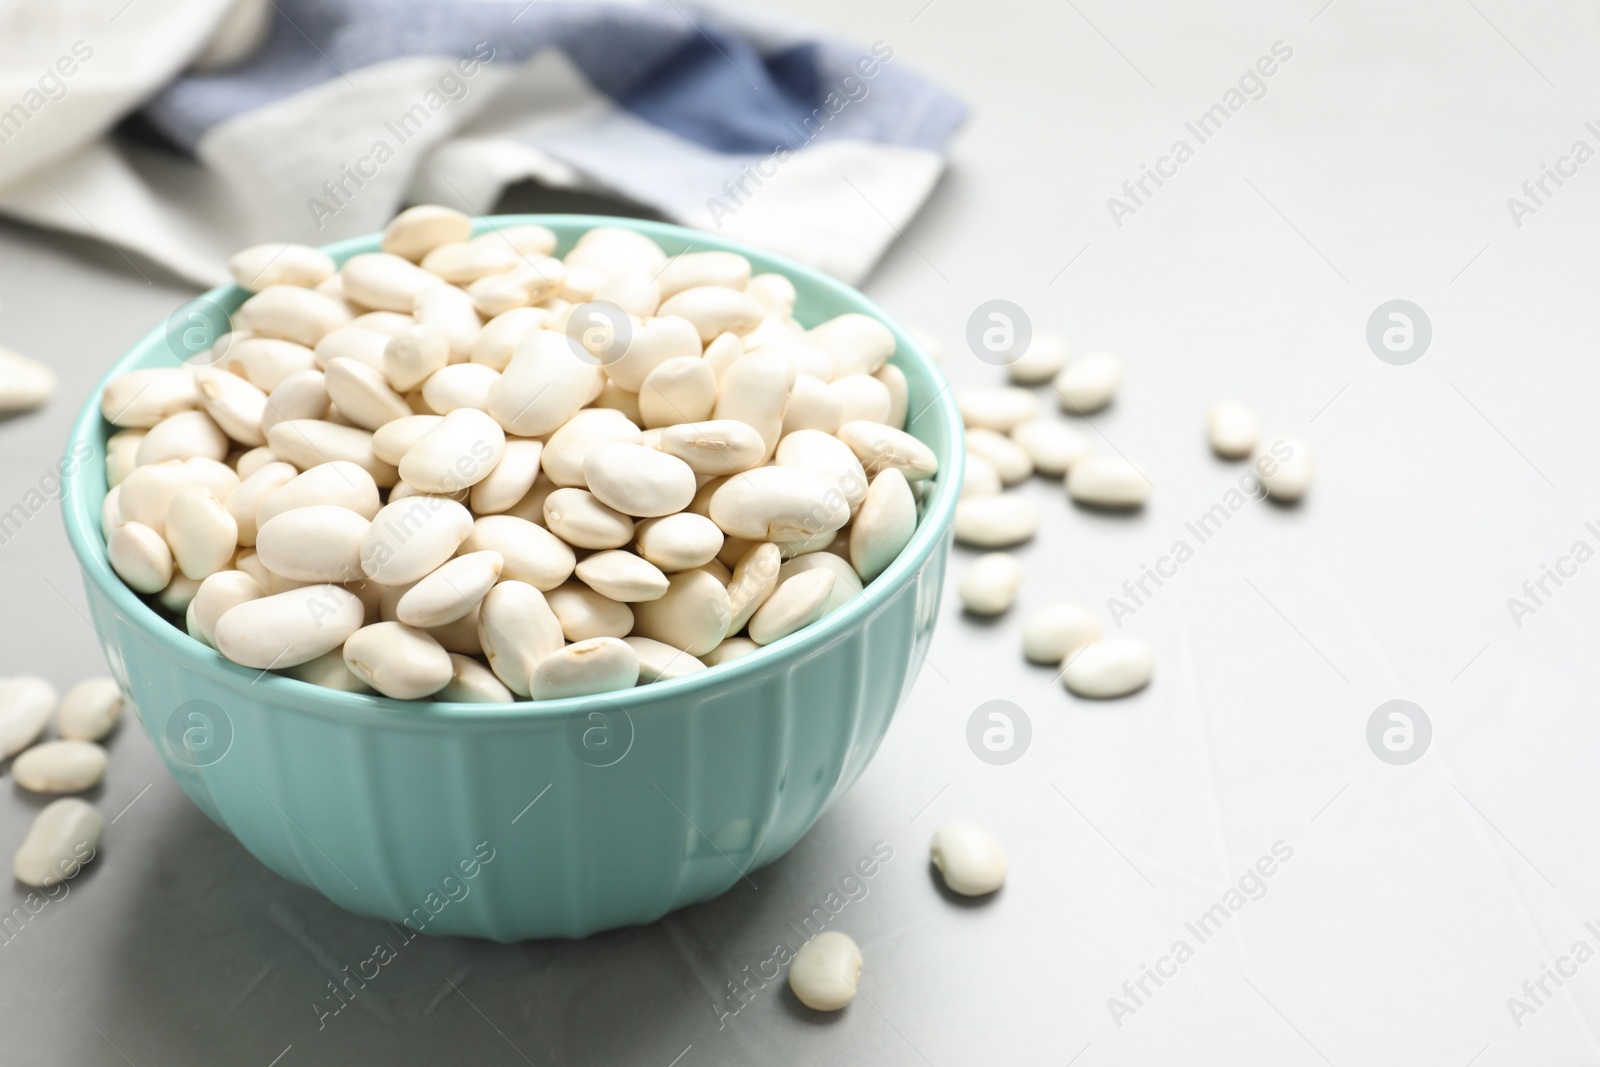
xmin=140 ymin=0 xmax=966 ymax=157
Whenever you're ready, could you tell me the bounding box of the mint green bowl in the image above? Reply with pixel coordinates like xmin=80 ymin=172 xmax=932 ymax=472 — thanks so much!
xmin=59 ymin=215 xmax=961 ymax=941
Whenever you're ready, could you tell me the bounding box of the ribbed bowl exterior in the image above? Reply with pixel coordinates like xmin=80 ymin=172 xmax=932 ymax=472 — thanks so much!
xmin=61 ymin=215 xmax=962 ymax=941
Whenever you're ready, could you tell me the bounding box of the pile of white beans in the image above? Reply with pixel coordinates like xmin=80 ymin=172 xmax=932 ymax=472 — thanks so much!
xmin=98 ymin=208 xmax=937 ymax=701
xmin=949 ymin=336 xmax=1316 ymax=698
xmin=0 ymin=676 xmax=120 ymax=888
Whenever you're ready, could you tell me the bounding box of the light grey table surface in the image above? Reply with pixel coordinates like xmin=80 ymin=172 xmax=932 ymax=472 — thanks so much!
xmin=5 ymin=1 xmax=1600 ymax=1064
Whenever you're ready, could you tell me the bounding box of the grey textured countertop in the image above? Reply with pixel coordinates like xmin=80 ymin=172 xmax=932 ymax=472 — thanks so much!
xmin=5 ymin=1 xmax=1600 ymax=1063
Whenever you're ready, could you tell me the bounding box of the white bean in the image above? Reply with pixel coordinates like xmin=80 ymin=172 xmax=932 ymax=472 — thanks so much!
xmin=382 ymin=205 xmax=471 ymax=261
xmin=135 ymin=410 xmax=229 ymax=465
xmin=477 ymin=581 xmax=566 ymax=697
xmin=1007 ymin=331 xmax=1069 ymax=385
xmin=584 ymin=443 xmax=697 ymax=517
xmin=956 ymin=386 xmax=1037 ymax=431
xmin=324 ymin=357 xmax=411 ymax=430
xmin=13 ymin=799 xmax=101 ymax=888
xmin=261 ymin=368 xmax=330 ymax=437
xmin=360 ymin=495 xmax=474 ymax=584
xmin=486 ymin=331 xmax=604 ymax=436
xmin=1207 ymin=400 xmax=1260 ymax=459
xmin=658 ymin=419 xmax=766 ymax=476
xmin=774 ymin=429 xmax=869 ymax=510
xmin=709 ymin=466 xmax=851 ymax=543
xmin=1054 ymin=351 xmax=1123 ymax=413
xmin=166 ymin=486 xmax=239 ymax=580
xmin=634 ymin=512 xmax=723 ymax=571
xmin=1011 ymin=422 xmax=1091 ymax=476
xmin=776 ymin=552 xmax=861 ymax=616
xmin=745 ymin=272 xmax=796 ymax=315
xmin=639 ymin=356 xmax=716 ymax=428
xmin=658 ymin=285 xmax=764 ymax=342
xmin=546 ymin=582 xmax=633 ymax=641
xmin=108 ymin=521 xmax=174 ymax=593
xmin=712 ymin=353 xmax=795 ymax=456
xmin=57 ymin=678 xmax=123 ymax=742
xmin=256 ymin=461 xmax=380 ymax=527
xmin=225 ymin=337 xmax=317 ymax=392
xmin=399 ymin=407 xmax=506 ymax=493
xmin=384 ymin=324 xmax=450 ymax=391
xmin=256 ymin=504 xmax=370 ymax=582
xmin=808 ymin=313 xmax=894 ymax=378
xmin=101 ymin=368 xmax=198 ymax=428
xmin=541 ymin=408 xmax=642 ymax=487
xmin=194 ymin=366 xmax=268 ymax=446
xmin=469 ymin=438 xmax=543 ymax=514
xmin=421 ymin=362 xmax=500 ymax=414
xmin=529 ymin=637 xmax=639 ymax=699
xmin=267 ymin=420 xmax=398 ymax=487
xmin=469 ymin=259 xmax=565 ymax=317
xmin=469 ymin=307 xmax=547 ymax=371
xmin=850 ymin=467 xmax=916 ymax=582
xmin=543 ymin=488 xmax=634 ymax=550
xmin=280 ymin=648 xmax=372 ymax=692
xmin=953 ymin=495 xmax=1040 ymax=548
xmin=656 ymin=250 xmax=749 ymax=298
xmin=788 ymin=931 xmax=862 ymax=1011
xmin=965 ymin=428 xmax=1032 ymax=485
xmin=106 ymin=430 xmax=143 ymax=488
xmin=961 ymin=452 xmax=1002 ymax=499
xmin=782 ymin=374 xmax=844 ymax=435
xmin=158 ymin=573 xmax=203 ymax=614
xmin=629 ymin=570 xmax=730 ymax=656
xmin=1066 ymin=456 xmax=1151 ymax=508
xmin=12 ymin=741 xmax=107 ymax=794
xmin=229 ymin=242 xmax=335 ymax=292
xmin=624 ymin=636 xmax=706 ymax=682
xmin=234 ymin=285 xmax=352 ymax=346
xmin=186 ymin=570 xmax=265 ymax=648
xmin=748 ymin=569 xmax=834 ymax=645
xmin=1022 ymin=603 xmax=1100 ymax=665
xmin=1254 ymin=435 xmax=1315 ymax=502
xmin=703 ymin=637 xmax=759 ymax=665
xmin=876 ymin=362 xmax=909 ymax=428
xmin=0 ymin=677 xmax=56 ymax=758
xmin=726 ymin=542 xmax=781 ymax=633
xmin=436 ymin=653 xmax=514 ymax=703
xmin=575 ymin=550 xmax=669 ymax=602
xmin=835 ymin=420 xmax=938 ymax=481
xmin=1061 ymin=638 xmax=1154 ymax=698
xmin=313 ymin=326 xmax=389 ymax=372
xmin=118 ymin=458 xmax=239 ymax=536
xmin=215 ymin=584 xmax=365 ymax=668
xmin=343 ymin=622 xmax=452 ymax=699
xmin=422 ymin=241 xmax=519 ymax=285
xmin=959 ymin=553 xmax=1023 ymax=615
xmin=396 ymin=551 xmax=503 ymax=626
xmin=460 ymin=515 xmax=575 ymax=590
xmin=372 ymin=414 xmax=444 ymax=466
xmin=341 ymin=252 xmax=440 ymax=312
xmin=930 ymin=821 xmax=1007 ymax=896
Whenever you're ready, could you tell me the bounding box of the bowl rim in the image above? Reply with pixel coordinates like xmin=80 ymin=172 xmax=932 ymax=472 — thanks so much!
xmin=61 ymin=214 xmax=964 ymax=725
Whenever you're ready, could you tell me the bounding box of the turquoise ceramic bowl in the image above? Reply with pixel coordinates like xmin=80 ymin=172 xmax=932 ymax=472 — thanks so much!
xmin=60 ymin=215 xmax=962 ymax=941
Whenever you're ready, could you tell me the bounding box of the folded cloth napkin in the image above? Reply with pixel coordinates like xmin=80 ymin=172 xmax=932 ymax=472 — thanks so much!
xmin=0 ymin=0 xmax=966 ymax=287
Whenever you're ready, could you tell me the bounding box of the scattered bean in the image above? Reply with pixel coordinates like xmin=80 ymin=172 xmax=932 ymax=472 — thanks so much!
xmin=13 ymin=799 xmax=102 ymax=888
xmin=930 ymin=821 xmax=1007 ymax=896
xmin=788 ymin=931 xmax=862 ymax=1011
xmin=958 ymin=553 xmax=1023 ymax=615
xmin=12 ymin=741 xmax=108 ymax=794
xmin=1061 ymin=638 xmax=1154 ymax=698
